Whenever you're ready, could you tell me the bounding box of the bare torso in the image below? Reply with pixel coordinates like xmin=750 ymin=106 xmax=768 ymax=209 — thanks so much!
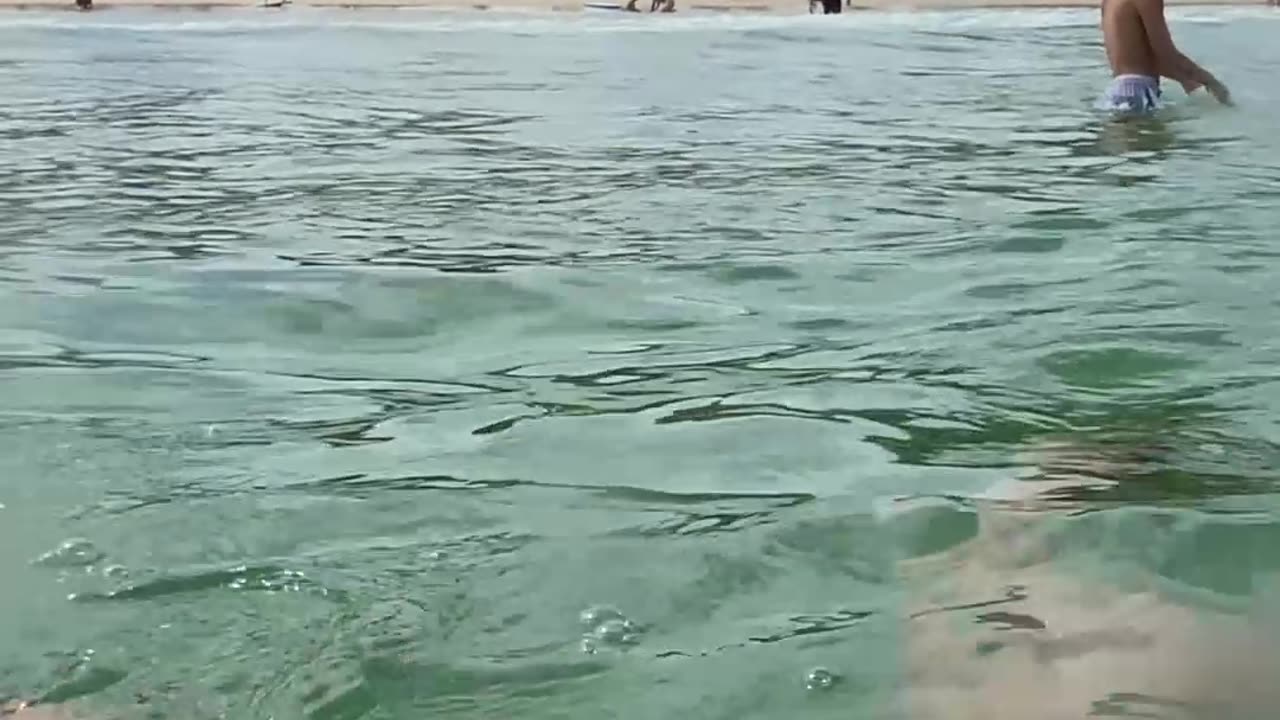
xmin=1101 ymin=0 xmax=1159 ymax=77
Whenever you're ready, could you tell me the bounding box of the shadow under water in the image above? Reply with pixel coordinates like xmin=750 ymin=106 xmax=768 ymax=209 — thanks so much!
xmin=1094 ymin=114 xmax=1179 ymax=157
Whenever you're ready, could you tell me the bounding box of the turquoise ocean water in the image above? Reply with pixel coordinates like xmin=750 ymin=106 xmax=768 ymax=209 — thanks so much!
xmin=2 ymin=7 xmax=1280 ymax=717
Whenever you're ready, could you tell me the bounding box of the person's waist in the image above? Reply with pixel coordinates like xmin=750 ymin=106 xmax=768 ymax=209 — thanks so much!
xmin=1111 ymin=73 xmax=1160 ymax=84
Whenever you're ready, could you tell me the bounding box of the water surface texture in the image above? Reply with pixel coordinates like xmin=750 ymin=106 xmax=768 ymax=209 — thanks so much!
xmin=2 ymin=9 xmax=1280 ymax=718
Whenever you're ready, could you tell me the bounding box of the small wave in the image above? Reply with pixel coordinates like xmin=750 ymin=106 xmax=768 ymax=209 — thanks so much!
xmin=70 ymin=563 xmax=342 ymax=602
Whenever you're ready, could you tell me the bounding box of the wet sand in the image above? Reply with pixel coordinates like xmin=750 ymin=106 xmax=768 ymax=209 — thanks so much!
xmin=0 ymin=0 xmax=1269 ymax=12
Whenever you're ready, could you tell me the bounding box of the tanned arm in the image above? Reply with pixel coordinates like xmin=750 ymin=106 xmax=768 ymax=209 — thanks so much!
xmin=1134 ymin=0 xmax=1232 ymax=104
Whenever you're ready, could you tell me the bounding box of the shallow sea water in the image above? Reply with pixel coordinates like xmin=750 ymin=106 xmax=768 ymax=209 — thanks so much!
xmin=2 ymin=7 xmax=1280 ymax=718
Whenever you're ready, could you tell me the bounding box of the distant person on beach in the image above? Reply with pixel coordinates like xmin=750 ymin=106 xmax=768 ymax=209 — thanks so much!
xmin=74 ymin=0 xmax=91 ymax=10
xmin=622 ymin=0 xmax=674 ymax=11
xmin=1100 ymin=0 xmax=1231 ymax=115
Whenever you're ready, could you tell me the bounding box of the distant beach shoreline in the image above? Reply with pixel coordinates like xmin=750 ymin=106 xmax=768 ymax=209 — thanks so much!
xmin=0 ymin=0 xmax=1271 ymax=13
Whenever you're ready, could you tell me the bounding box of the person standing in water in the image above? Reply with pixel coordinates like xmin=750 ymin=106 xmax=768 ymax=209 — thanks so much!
xmin=1100 ymin=0 xmax=1231 ymax=115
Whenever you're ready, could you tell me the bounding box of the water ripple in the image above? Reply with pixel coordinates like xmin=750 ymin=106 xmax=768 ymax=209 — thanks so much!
xmin=3 ymin=8 xmax=1280 ymax=719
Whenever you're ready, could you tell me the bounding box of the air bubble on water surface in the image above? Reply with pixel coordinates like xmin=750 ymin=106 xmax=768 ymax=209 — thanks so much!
xmin=579 ymin=605 xmax=626 ymax=630
xmin=578 ymin=605 xmax=642 ymax=653
xmin=591 ymin=618 xmax=639 ymax=645
xmin=805 ymin=667 xmax=838 ymax=691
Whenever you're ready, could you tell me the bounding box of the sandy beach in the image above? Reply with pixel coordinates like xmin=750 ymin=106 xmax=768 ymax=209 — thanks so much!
xmin=0 ymin=0 xmax=1269 ymax=13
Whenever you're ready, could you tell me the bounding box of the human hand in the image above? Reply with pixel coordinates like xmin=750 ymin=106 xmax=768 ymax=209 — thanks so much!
xmin=1207 ymin=79 xmax=1233 ymax=106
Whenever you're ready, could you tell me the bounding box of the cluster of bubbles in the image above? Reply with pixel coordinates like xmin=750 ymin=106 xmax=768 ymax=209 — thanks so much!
xmin=576 ymin=604 xmax=839 ymax=694
xmin=578 ymin=605 xmax=642 ymax=654
xmin=34 ymin=538 xmax=106 ymax=569
xmin=34 ymin=538 xmax=129 ymax=580
xmin=33 ymin=538 xmax=131 ymax=603
xmin=226 ymin=567 xmax=310 ymax=593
